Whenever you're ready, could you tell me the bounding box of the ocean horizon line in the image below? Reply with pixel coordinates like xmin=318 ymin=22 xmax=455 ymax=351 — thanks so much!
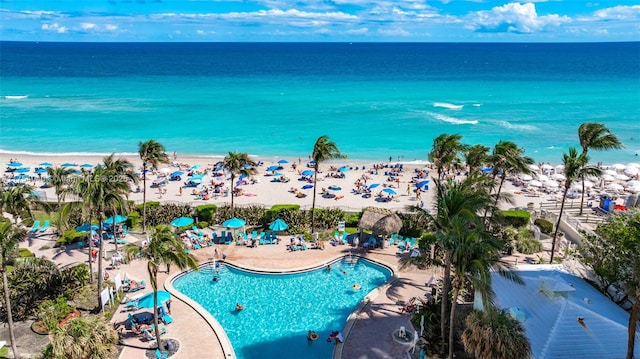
xmin=2 ymin=40 xmax=639 ymax=45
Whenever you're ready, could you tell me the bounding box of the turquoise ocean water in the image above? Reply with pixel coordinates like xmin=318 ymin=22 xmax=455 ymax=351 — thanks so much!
xmin=1 ymin=42 xmax=639 ymax=164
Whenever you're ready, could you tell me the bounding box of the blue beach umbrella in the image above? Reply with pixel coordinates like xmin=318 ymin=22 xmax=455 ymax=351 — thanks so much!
xmin=368 ymin=183 xmax=380 ymax=189
xmin=190 ymin=173 xmax=205 ymax=180
xmin=105 ymin=215 xmax=128 ymax=225
xmin=302 ymin=184 xmax=313 ymax=190
xmin=75 ymin=223 xmax=99 ymax=232
xmin=274 ymin=172 xmax=283 ymax=177
xmin=382 ymin=188 xmax=397 ymax=195
xmin=171 ymin=171 xmax=184 ymax=177
xmin=191 ymin=164 xmax=201 ymax=170
xmin=15 ymin=167 xmax=30 ymax=173
xmin=328 ymin=185 xmax=342 ymax=191
xmin=481 ymin=167 xmax=494 ymax=174
xmin=61 ymin=163 xmax=76 ymax=167
xmin=39 ymin=162 xmax=52 ymax=167
xmin=269 ymin=218 xmax=289 ymax=232
xmin=416 ymin=180 xmax=430 ymax=189
xmin=338 ymin=166 xmax=350 ymax=172
xmin=135 ymin=291 xmax=171 ymax=309
xmin=171 ymin=217 xmax=194 ymax=227
xmin=222 ymin=217 xmax=246 ymax=229
xmin=80 ymin=163 xmax=93 ymax=168
xmin=266 ymin=165 xmax=279 ymax=172
xmin=301 ymin=170 xmax=315 ymax=177
xmin=35 ymin=168 xmax=48 ymax=174
xmin=8 ymin=162 xmax=22 ymax=167
xmin=13 ymin=174 xmax=29 ymax=181
xmin=277 ymin=159 xmax=289 ymax=164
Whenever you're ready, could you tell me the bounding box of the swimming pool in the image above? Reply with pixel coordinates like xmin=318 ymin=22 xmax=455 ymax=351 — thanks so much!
xmin=172 ymin=257 xmax=392 ymax=359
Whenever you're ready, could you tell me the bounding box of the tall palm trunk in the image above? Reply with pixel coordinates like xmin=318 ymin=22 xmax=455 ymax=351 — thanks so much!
xmin=310 ymin=164 xmax=319 ymax=232
xmin=448 ymin=282 xmax=461 ymax=359
xmin=230 ymin=174 xmax=236 ymax=217
xmin=627 ymin=296 xmax=639 ymax=359
xmin=151 ymin=267 xmax=164 ymax=351
xmin=441 ymin=249 xmax=452 ymax=346
xmin=550 ymin=185 xmax=570 ymax=264
xmin=87 ymin=209 xmax=94 ymax=283
xmin=97 ymin=214 xmax=105 ymax=311
xmin=579 ymin=178 xmax=586 ymax=216
xmin=2 ymin=271 xmax=18 ymax=359
xmin=142 ymin=165 xmax=147 ymax=233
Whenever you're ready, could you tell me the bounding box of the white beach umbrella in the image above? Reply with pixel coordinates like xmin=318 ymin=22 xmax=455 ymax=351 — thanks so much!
xmin=537 ymin=174 xmax=549 ymax=181
xmin=529 ymin=180 xmax=543 ymax=187
xmin=604 ymin=169 xmax=617 ymax=176
xmin=627 ymin=185 xmax=640 ymax=194
xmin=624 ymin=166 xmax=639 ymax=176
xmin=606 ymin=183 xmax=624 ymax=192
xmin=601 ymin=174 xmax=615 ymax=182
xmin=158 ymin=167 xmax=171 ymax=174
xmin=528 ymin=164 xmax=539 ymax=171
xmin=627 ymin=180 xmax=640 ymax=187
xmin=626 ymin=162 xmax=640 ymax=168
xmin=615 ymin=174 xmax=630 ymax=181
xmin=551 ymin=173 xmax=566 ymax=181
xmin=519 ymin=174 xmax=533 ymax=181
xmin=544 ymin=180 xmax=559 ymax=188
xmin=611 ymin=163 xmax=626 ymax=171
xmin=572 ymin=180 xmax=595 ymax=191
xmin=541 ymin=164 xmax=554 ymax=171
xmin=554 ymin=164 xmax=565 ymax=173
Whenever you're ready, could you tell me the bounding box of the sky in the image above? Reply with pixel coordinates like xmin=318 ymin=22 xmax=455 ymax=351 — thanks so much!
xmin=0 ymin=1 xmax=639 ymax=42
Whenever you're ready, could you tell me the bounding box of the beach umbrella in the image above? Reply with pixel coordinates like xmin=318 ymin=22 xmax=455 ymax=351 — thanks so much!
xmin=135 ymin=291 xmax=171 ymax=309
xmin=528 ymin=164 xmax=539 ymax=171
xmin=190 ymin=173 xmax=206 ymax=180
xmin=480 ymin=167 xmax=493 ymax=174
xmin=222 ymin=218 xmax=246 ymax=229
xmin=604 ymin=169 xmax=617 ymax=176
xmin=368 ymin=183 xmax=380 ymax=189
xmin=338 ymin=166 xmax=350 ymax=172
xmin=158 ymin=167 xmax=171 ymax=174
xmin=536 ymin=174 xmax=549 ymax=181
xmin=302 ymin=184 xmax=313 ymax=190
xmin=382 ymin=188 xmax=397 ymax=195
xmin=274 ymin=172 xmax=283 ymax=177
xmin=13 ymin=174 xmax=29 ymax=181
xmin=624 ymin=167 xmax=639 ymax=176
xmin=191 ymin=164 xmax=201 ymax=170
xmin=171 ymin=217 xmax=194 ymax=227
xmin=328 ymin=185 xmax=342 ymax=191
xmin=104 ymin=215 xmax=128 ymax=225
xmin=61 ymin=163 xmax=76 ymax=167
xmin=601 ymin=174 xmax=615 ymax=182
xmin=39 ymin=162 xmax=52 ymax=167
xmin=544 ymin=180 xmax=559 ymax=188
xmin=80 ymin=163 xmax=93 ymax=168
xmin=611 ymin=163 xmax=625 ymax=171
xmin=627 ymin=185 xmax=640 ymax=193
xmin=541 ymin=164 xmax=554 ymax=171
xmin=266 ymin=165 xmax=279 ymax=172
xmin=615 ymin=174 xmax=630 ymax=181
xmin=519 ymin=174 xmax=533 ymax=181
xmin=555 ymin=165 xmax=565 ymax=173
xmin=76 ymin=223 xmax=99 ymax=232
xmin=34 ymin=168 xmax=48 ymax=174
xmin=301 ymin=170 xmax=315 ymax=177
xmin=269 ymin=218 xmax=289 ymax=232
xmin=7 ymin=162 xmax=22 ymax=167
xmin=529 ymin=180 xmax=542 ymax=187
xmin=277 ymin=159 xmax=289 ymax=164
xmin=416 ymin=180 xmax=430 ymax=189
xmin=171 ymin=171 xmax=184 ymax=177
xmin=551 ymin=173 xmax=566 ymax=181
xmin=607 ymin=183 xmax=624 ymax=192
xmin=15 ymin=167 xmax=30 ymax=173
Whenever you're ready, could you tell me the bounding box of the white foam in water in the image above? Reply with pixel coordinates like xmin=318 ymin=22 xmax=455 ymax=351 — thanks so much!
xmin=497 ymin=120 xmax=538 ymax=131
xmin=4 ymin=95 xmax=28 ymax=99
xmin=472 ymin=103 xmax=482 ymax=107
xmin=429 ymin=112 xmax=478 ymax=125
xmin=433 ymin=102 xmax=463 ymax=110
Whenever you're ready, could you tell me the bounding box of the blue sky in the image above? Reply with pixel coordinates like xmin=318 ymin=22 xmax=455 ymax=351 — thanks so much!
xmin=1 ymin=1 xmax=639 ymax=42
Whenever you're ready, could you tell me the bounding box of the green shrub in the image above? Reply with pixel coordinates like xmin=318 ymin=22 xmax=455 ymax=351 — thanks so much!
xmin=137 ymin=201 xmax=160 ymax=213
xmin=39 ymin=245 xmax=51 ymax=251
xmin=534 ymin=218 xmax=553 ymax=234
xmin=500 ymin=210 xmax=530 ymax=228
xmin=56 ymin=230 xmax=86 ymax=246
xmin=196 ymin=204 xmax=217 ymax=222
xmin=266 ymin=204 xmax=301 ymax=223
xmin=516 ymin=229 xmax=534 ymax=241
xmin=516 ymin=238 xmax=543 ymax=254
xmin=126 ymin=211 xmax=140 ymax=229
xmin=197 ymin=221 xmax=209 ymax=229
xmin=18 ymin=248 xmax=35 ymax=258
xmin=38 ymin=296 xmax=72 ymax=331
xmin=345 ymin=211 xmax=363 ymax=227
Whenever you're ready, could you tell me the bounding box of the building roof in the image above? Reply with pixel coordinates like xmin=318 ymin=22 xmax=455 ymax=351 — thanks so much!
xmin=358 ymin=207 xmax=402 ymax=236
xmin=491 ymin=264 xmax=640 ymax=359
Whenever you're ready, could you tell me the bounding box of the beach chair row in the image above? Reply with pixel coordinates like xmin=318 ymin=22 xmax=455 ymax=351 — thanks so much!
xmin=28 ymin=220 xmax=50 ymax=234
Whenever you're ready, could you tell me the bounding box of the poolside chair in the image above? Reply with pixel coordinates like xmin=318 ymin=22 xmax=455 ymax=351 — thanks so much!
xmin=160 ymin=313 xmax=173 ymax=325
xmin=251 ymin=230 xmax=258 ymax=240
xmin=259 ymin=232 xmax=267 ymax=245
xmin=224 ymin=232 xmax=233 ymax=244
xmin=341 ymin=232 xmax=348 ymax=245
xmin=269 ymin=233 xmax=278 ymax=244
xmin=155 ymin=349 xmax=168 ymax=359
xmin=39 ymin=220 xmax=50 ymax=233
xmin=29 ymin=220 xmax=40 ymax=234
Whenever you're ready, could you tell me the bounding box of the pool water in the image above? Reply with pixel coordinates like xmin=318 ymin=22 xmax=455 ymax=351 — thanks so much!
xmin=173 ymin=257 xmax=392 ymax=359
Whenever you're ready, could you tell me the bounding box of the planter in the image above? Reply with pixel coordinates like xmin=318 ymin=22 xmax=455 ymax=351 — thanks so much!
xmin=31 ymin=309 xmax=82 ymax=335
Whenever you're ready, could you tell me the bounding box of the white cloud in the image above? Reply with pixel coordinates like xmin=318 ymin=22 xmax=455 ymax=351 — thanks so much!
xmin=466 ymin=2 xmax=569 ymax=34
xmin=104 ymin=24 xmax=118 ymax=31
xmin=41 ymin=23 xmax=67 ymax=33
xmin=377 ymin=28 xmax=410 ymax=36
xmin=220 ymin=9 xmax=358 ymax=21
xmin=345 ymin=27 xmax=369 ymax=34
xmin=80 ymin=23 xmax=96 ymax=30
xmin=592 ymin=5 xmax=640 ymax=20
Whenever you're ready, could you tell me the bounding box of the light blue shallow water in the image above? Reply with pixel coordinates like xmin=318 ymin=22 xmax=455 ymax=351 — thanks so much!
xmin=172 ymin=258 xmax=392 ymax=359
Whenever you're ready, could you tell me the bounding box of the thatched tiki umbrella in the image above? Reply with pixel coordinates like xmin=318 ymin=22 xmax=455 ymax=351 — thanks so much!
xmin=358 ymin=207 xmax=403 ymax=248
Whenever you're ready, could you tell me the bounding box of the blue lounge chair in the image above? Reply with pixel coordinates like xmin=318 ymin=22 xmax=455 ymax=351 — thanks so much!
xmin=161 ymin=314 xmax=173 ymax=325
xmin=251 ymin=230 xmax=258 ymax=240
xmin=155 ymin=349 xmax=168 ymax=359
xmin=29 ymin=220 xmax=40 ymax=234
xmin=225 ymin=232 xmax=233 ymax=244
xmin=259 ymin=232 xmax=267 ymax=245
xmin=39 ymin=220 xmax=50 ymax=233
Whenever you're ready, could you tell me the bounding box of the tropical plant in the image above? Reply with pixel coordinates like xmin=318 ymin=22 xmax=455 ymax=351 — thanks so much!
xmin=310 ymin=135 xmax=346 ymax=232
xmin=0 ymin=220 xmax=24 ymax=359
xmin=46 ymin=166 xmax=74 ymax=208
xmin=577 ymin=123 xmax=623 ymax=215
xmin=428 ymin=133 xmax=467 ymax=179
xmin=462 ymin=309 xmax=532 ymax=359
xmin=0 ymin=184 xmax=46 ymax=225
xmin=550 ymin=148 xmax=601 ymax=263
xmin=43 ymin=315 xmax=118 ymax=359
xmin=223 ymin=152 xmax=257 ymax=217
xmin=138 ymin=139 xmax=170 ymax=233
xmin=465 ymin=144 xmax=490 ymax=175
xmin=123 ymin=224 xmax=198 ymax=352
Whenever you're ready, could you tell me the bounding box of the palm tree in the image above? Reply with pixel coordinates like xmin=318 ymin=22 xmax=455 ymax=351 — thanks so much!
xmin=428 ymin=133 xmax=467 ymax=179
xmin=0 ymin=184 xmax=44 ymax=225
xmin=46 ymin=166 xmax=73 ymax=209
xmin=0 ymin=220 xmax=25 ymax=359
xmin=70 ymin=155 xmax=133 ymax=309
xmin=462 ymin=309 xmax=531 ymax=359
xmin=46 ymin=315 xmax=118 ymax=359
xmin=138 ymin=140 xmax=170 ymax=233
xmin=123 ymin=225 xmax=198 ymax=352
xmin=103 ymin=155 xmax=137 ymax=252
xmin=223 ymin=152 xmax=257 ymax=217
xmin=310 ymin=135 xmax=346 ymax=232
xmin=550 ymin=148 xmax=601 ymax=263
xmin=465 ymin=144 xmax=490 ymax=175
xmin=577 ymin=123 xmax=623 ymax=215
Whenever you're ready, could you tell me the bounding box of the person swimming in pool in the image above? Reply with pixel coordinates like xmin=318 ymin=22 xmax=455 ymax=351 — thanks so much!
xmin=235 ymin=303 xmax=244 ymax=311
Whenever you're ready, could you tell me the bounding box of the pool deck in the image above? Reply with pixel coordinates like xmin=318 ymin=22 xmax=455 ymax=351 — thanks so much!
xmin=111 ymin=236 xmax=435 ymax=359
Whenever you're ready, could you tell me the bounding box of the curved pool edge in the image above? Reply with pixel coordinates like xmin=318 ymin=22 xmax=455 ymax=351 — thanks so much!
xmin=166 ymin=254 xmax=397 ymax=359
xmin=165 ymin=269 xmax=237 ymax=359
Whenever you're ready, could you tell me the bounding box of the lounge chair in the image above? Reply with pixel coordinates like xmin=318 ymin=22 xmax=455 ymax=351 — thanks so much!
xmin=259 ymin=232 xmax=267 ymax=245
xmin=251 ymin=230 xmax=258 ymax=240
xmin=29 ymin=220 xmax=40 ymax=234
xmin=155 ymin=349 xmax=168 ymax=359
xmin=39 ymin=220 xmax=50 ymax=233
xmin=161 ymin=314 xmax=173 ymax=325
